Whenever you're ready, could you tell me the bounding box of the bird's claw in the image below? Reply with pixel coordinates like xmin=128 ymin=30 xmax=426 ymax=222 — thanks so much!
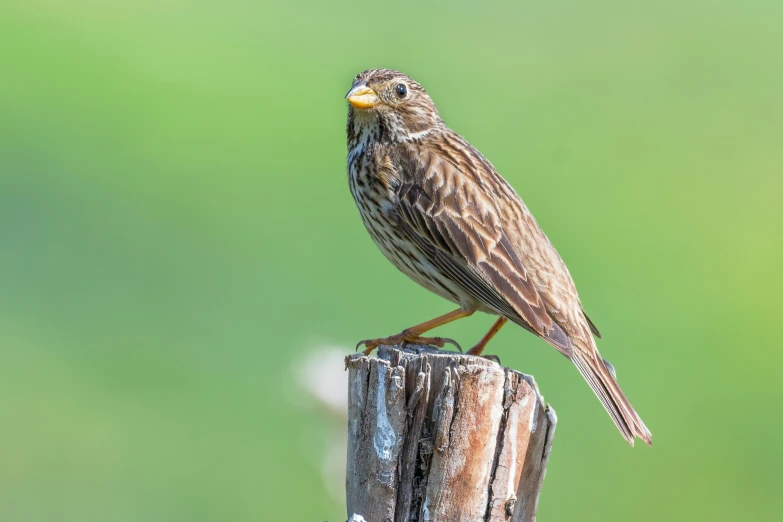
xmin=421 ymin=336 xmax=461 ymax=353
xmin=356 ymin=338 xmax=382 ymax=355
xmin=479 ymin=354 xmax=502 ymax=365
xmin=356 ymin=333 xmax=461 ymax=356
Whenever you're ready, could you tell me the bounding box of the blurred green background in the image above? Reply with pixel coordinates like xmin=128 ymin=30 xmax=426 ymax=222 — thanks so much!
xmin=1 ymin=1 xmax=781 ymax=520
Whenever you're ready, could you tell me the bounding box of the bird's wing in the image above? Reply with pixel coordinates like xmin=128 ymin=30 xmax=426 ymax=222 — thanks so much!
xmin=394 ymin=146 xmax=572 ymax=356
xmin=583 ymin=310 xmax=602 ymax=338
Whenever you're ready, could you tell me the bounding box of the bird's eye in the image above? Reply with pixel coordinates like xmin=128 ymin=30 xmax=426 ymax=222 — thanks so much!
xmin=395 ymin=83 xmax=407 ymax=98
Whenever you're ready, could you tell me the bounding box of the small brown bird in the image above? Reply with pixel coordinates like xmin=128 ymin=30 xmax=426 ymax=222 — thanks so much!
xmin=345 ymin=68 xmax=651 ymax=446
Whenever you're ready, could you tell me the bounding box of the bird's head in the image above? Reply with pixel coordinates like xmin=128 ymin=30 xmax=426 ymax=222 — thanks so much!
xmin=346 ymin=69 xmax=443 ymax=143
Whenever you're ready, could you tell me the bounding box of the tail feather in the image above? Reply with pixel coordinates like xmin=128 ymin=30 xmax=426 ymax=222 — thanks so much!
xmin=571 ymin=344 xmax=652 ymax=447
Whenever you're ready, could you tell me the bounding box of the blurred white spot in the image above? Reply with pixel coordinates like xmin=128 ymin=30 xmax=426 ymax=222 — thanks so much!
xmin=293 ymin=343 xmax=350 ymax=504
xmin=295 ymin=345 xmax=349 ymax=418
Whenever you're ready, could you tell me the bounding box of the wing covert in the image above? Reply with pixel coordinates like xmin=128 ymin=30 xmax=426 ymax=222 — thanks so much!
xmin=395 ymin=155 xmax=572 ymax=356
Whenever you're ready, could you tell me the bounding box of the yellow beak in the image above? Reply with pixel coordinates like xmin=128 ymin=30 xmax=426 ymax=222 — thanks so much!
xmin=345 ymin=84 xmax=379 ymax=109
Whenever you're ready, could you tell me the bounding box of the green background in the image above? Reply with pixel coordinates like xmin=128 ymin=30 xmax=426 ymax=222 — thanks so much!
xmin=2 ymin=1 xmax=781 ymax=520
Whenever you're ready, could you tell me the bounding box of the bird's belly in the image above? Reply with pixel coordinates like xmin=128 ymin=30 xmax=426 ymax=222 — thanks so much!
xmin=354 ymin=192 xmax=471 ymax=310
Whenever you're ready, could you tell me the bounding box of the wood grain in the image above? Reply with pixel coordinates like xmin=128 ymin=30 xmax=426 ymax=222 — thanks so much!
xmin=345 ymin=345 xmax=556 ymax=522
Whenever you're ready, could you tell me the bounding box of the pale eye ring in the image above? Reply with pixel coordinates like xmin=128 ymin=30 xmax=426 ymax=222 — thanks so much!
xmin=395 ymin=83 xmax=407 ymax=98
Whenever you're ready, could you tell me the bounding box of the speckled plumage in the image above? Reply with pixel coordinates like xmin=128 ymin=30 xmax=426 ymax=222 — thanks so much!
xmin=346 ymin=69 xmax=651 ymax=446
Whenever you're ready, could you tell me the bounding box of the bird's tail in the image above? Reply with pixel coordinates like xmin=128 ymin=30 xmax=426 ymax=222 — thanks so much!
xmin=571 ymin=340 xmax=652 ymax=446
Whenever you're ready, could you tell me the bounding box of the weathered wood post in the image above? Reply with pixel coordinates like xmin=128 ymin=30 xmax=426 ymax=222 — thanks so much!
xmin=345 ymin=345 xmax=557 ymax=522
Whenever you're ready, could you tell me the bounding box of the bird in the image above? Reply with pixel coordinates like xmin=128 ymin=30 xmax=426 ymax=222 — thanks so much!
xmin=345 ymin=68 xmax=651 ymax=446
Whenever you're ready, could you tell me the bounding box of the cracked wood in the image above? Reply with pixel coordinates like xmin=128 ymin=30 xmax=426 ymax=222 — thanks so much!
xmin=345 ymin=345 xmax=556 ymax=522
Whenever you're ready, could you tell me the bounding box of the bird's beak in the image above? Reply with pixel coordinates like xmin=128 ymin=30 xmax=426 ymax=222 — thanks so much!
xmin=345 ymin=84 xmax=379 ymax=109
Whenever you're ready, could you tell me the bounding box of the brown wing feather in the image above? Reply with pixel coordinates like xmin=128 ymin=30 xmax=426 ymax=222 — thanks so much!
xmin=394 ymin=151 xmax=572 ymax=356
xmin=583 ymin=310 xmax=602 ymax=338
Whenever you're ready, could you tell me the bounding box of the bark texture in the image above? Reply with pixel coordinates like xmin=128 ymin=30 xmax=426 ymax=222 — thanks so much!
xmin=345 ymin=345 xmax=556 ymax=522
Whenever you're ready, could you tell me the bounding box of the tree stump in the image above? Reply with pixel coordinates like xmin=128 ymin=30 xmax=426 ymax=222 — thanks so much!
xmin=345 ymin=345 xmax=557 ymax=522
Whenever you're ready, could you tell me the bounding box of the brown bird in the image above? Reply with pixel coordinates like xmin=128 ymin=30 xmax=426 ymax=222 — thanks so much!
xmin=345 ymin=68 xmax=651 ymax=446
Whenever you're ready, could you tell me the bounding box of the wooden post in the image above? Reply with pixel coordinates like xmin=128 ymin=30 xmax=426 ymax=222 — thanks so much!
xmin=345 ymin=345 xmax=557 ymax=522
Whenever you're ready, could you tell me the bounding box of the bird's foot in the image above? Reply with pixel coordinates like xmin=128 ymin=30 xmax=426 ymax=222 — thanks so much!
xmin=356 ymin=330 xmax=461 ymax=356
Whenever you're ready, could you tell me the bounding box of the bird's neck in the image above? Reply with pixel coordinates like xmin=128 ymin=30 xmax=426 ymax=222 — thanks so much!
xmin=347 ymin=111 xmax=380 ymax=152
xmin=348 ymin=110 xmax=440 ymax=151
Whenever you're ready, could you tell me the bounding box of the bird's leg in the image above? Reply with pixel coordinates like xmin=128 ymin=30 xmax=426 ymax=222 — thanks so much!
xmin=467 ymin=317 xmax=508 ymax=356
xmin=357 ymin=308 xmax=473 ymax=355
